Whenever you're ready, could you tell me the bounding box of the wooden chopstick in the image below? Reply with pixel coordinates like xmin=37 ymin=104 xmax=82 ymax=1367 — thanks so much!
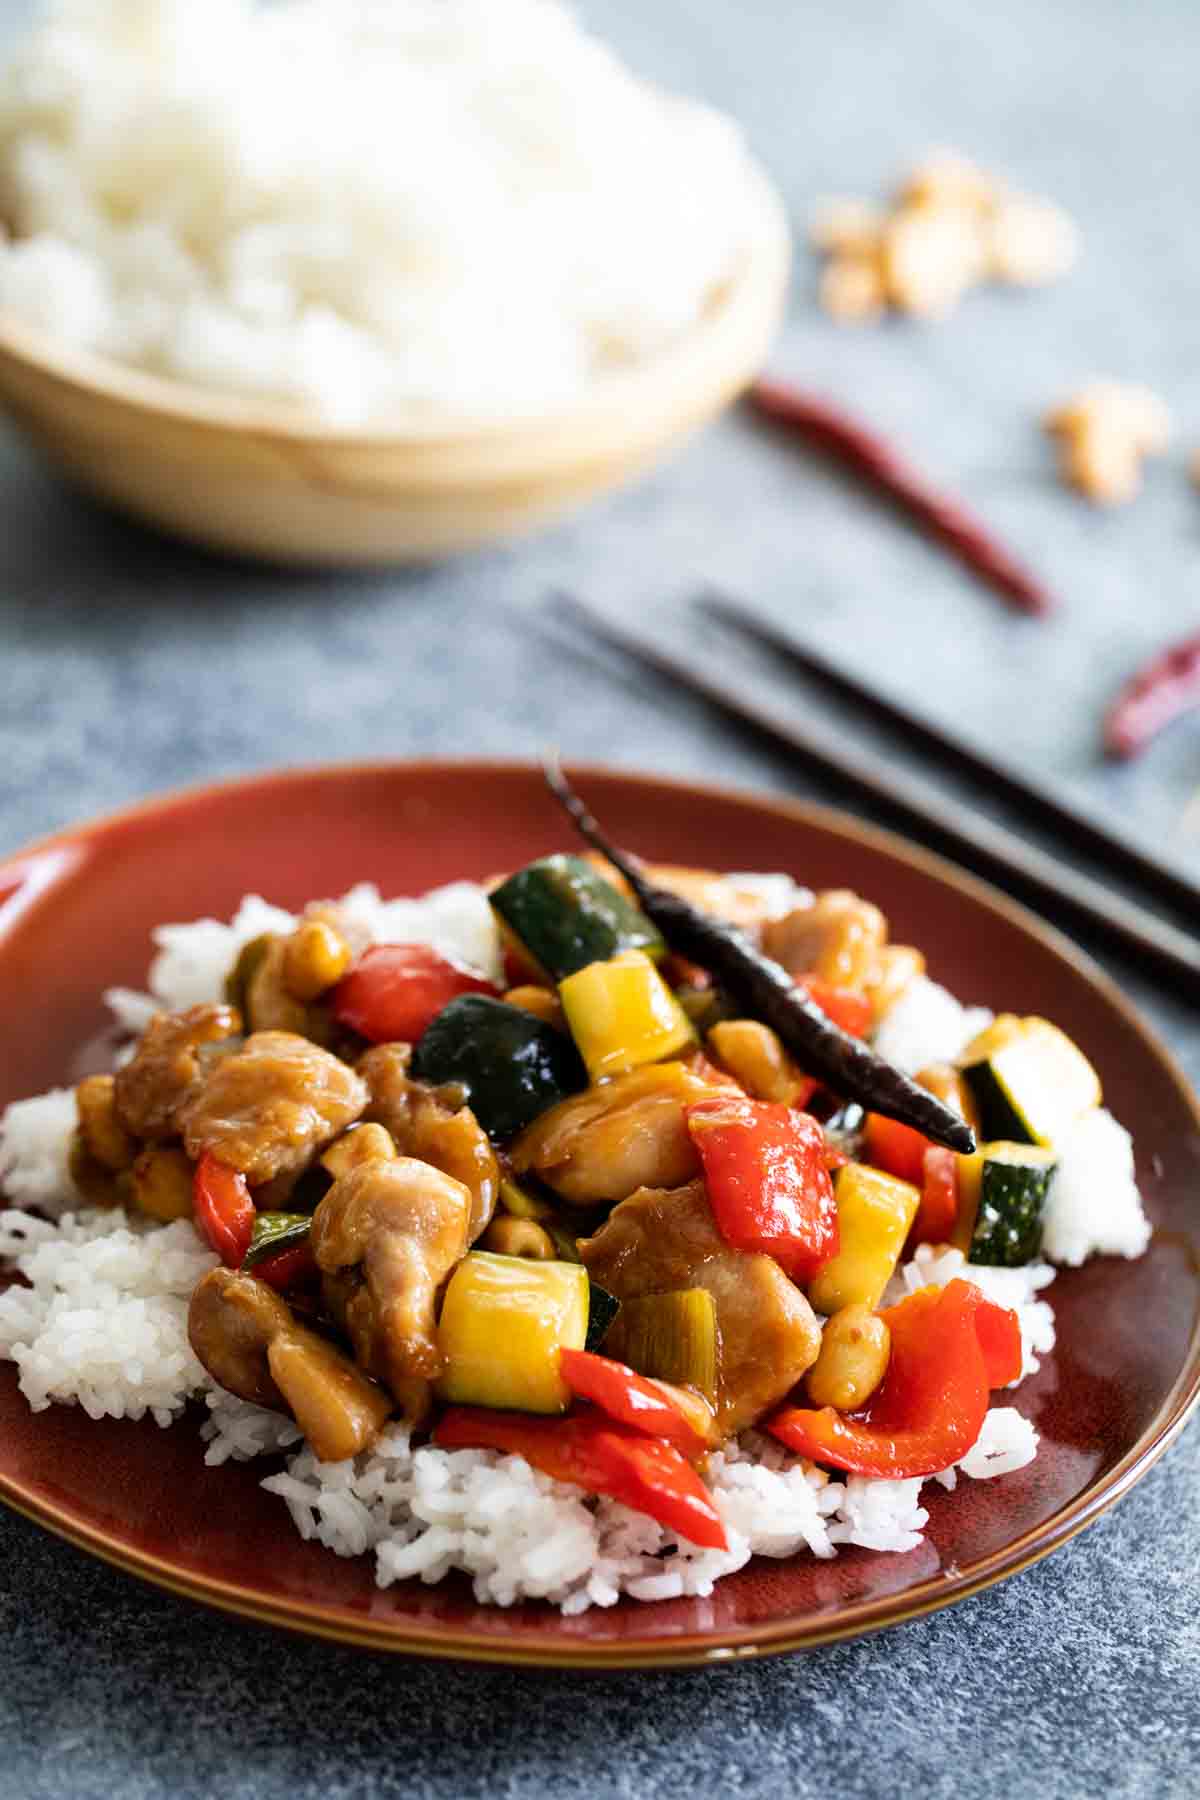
xmin=560 ymin=596 xmax=1200 ymax=996
xmin=702 ymin=593 xmax=1200 ymax=922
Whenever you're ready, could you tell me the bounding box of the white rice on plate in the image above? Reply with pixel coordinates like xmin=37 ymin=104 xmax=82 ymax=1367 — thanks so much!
xmin=0 ymin=883 xmax=1152 ymax=1613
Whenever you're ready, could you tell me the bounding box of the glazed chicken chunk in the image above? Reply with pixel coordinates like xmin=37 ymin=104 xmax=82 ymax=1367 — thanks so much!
xmin=580 ymin=1180 xmax=822 ymax=1435
xmin=310 ymin=1154 xmax=473 ymax=1424
xmin=181 ymin=1029 xmax=367 ymax=1184
xmin=113 ymin=1002 xmax=240 ymax=1140
xmin=359 ymin=1043 xmax=499 ymax=1240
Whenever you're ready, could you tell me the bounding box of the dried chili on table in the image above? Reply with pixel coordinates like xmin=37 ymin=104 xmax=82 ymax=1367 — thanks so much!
xmin=748 ymin=378 xmax=1053 ymax=618
xmin=1103 ymin=627 xmax=1200 ymax=759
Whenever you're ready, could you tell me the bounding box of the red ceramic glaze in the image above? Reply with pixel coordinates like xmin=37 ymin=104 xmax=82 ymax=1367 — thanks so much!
xmin=0 ymin=760 xmax=1197 ymax=1666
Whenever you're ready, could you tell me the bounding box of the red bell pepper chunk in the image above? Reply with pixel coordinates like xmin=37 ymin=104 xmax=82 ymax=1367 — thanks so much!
xmin=193 ymin=1152 xmax=255 ymax=1268
xmin=433 ymin=1407 xmax=727 ymax=1550
xmin=908 ymin=1144 xmax=960 ymax=1248
xmin=864 ymin=1112 xmax=931 ymax=1186
xmin=796 ymin=975 xmax=873 ymax=1038
xmin=684 ymin=1095 xmax=838 ymax=1282
xmin=253 ymin=1241 xmax=319 ymax=1292
xmin=333 ymin=943 xmax=499 ymax=1045
xmin=764 ymin=1278 xmax=1021 ymax=1479
xmin=559 ymin=1349 xmax=707 ymax=1457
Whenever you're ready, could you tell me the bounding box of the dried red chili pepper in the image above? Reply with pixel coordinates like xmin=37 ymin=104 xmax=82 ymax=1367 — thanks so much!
xmin=1104 ymin=627 xmax=1200 ymax=759
xmin=748 ymin=378 xmax=1053 ymax=617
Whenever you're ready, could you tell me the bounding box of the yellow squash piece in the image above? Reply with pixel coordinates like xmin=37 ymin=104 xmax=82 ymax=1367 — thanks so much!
xmin=807 ymin=1162 xmax=920 ymax=1315
xmin=558 ymin=948 xmax=695 ymax=1082
xmin=436 ymin=1251 xmax=589 ymax=1414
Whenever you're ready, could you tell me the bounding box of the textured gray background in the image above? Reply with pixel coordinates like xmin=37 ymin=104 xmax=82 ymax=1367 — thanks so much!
xmin=1 ymin=1 xmax=1198 ymax=1796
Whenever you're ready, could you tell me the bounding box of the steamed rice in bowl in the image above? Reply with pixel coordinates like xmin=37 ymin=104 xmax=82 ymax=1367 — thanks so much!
xmin=0 ymin=0 xmax=759 ymax=424
xmin=0 ymin=864 xmax=1151 ymax=1615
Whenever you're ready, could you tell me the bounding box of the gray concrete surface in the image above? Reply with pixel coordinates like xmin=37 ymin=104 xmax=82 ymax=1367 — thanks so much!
xmin=0 ymin=1 xmax=1198 ymax=1795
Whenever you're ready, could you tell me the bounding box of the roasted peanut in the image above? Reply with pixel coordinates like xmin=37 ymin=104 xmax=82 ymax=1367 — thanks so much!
xmin=283 ymin=918 xmax=353 ymax=1001
xmin=503 ymin=985 xmax=564 ymax=1029
xmin=76 ymin=1074 xmax=136 ymax=1171
xmin=131 ymin=1146 xmax=194 ymax=1222
xmin=805 ymin=1304 xmax=891 ymax=1411
xmin=706 ymin=1019 xmax=810 ymax=1105
xmin=479 ymin=1215 xmax=556 ymax=1260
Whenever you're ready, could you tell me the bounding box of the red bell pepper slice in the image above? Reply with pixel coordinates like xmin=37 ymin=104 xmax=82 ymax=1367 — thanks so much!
xmin=685 ymin=1095 xmax=838 ymax=1282
xmin=796 ymin=975 xmax=873 ymax=1038
xmin=333 ymin=943 xmax=499 ymax=1044
xmin=764 ymin=1278 xmax=1021 ymax=1479
xmin=559 ymin=1349 xmax=707 ymax=1457
xmin=193 ymin=1152 xmax=255 ymax=1268
xmin=864 ymin=1112 xmax=931 ymax=1186
xmin=253 ymin=1241 xmax=319 ymax=1292
xmin=908 ymin=1145 xmax=959 ymax=1248
xmin=433 ymin=1407 xmax=727 ymax=1550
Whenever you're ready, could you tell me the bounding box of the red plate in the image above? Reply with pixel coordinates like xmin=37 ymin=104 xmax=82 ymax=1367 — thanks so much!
xmin=0 ymin=760 xmax=1197 ymax=1667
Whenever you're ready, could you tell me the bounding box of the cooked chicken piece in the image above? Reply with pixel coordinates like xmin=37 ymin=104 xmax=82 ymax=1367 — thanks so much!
xmin=310 ymin=1155 xmax=473 ymax=1423
xmin=761 ymin=889 xmax=887 ymax=989
xmin=580 ymin=1180 xmax=822 ymax=1435
xmin=188 ymin=1267 xmax=392 ymax=1462
xmin=359 ymin=1044 xmax=499 ymax=1240
xmin=114 ymin=1002 xmax=240 ymax=1140
xmin=181 ymin=1030 xmax=367 ymax=1184
xmin=510 ymin=1062 xmax=726 ymax=1207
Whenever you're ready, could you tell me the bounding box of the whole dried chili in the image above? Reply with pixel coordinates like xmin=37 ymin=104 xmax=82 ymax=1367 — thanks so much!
xmin=1103 ymin=627 xmax=1200 ymax=759
xmin=542 ymin=762 xmax=976 ymax=1155
xmin=748 ymin=378 xmax=1053 ymax=617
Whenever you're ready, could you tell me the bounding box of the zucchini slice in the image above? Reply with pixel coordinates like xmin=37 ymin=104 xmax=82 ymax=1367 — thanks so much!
xmin=602 ymin=1288 xmax=719 ymax=1406
xmin=966 ymin=1142 xmax=1058 ymax=1267
xmin=489 ymin=855 xmax=665 ymax=983
xmin=436 ymin=1252 xmax=589 ymax=1413
xmin=961 ymin=1016 xmax=1100 ymax=1147
xmin=411 ymin=995 xmax=586 ymax=1141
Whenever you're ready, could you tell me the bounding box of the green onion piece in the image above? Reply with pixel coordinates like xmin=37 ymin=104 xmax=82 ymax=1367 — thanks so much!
xmin=243 ymin=1211 xmax=311 ymax=1268
xmin=604 ymin=1288 xmax=719 ymax=1405
xmin=584 ymin=1283 xmax=621 ymax=1353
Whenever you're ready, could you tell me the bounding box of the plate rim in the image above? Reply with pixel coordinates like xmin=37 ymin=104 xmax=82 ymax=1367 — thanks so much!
xmin=2 ymin=755 xmax=1198 ymax=1668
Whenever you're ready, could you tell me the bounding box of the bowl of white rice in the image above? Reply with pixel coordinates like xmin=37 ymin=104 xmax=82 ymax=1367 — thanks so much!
xmin=0 ymin=760 xmax=1196 ymax=1666
xmin=0 ymin=0 xmax=790 ymax=565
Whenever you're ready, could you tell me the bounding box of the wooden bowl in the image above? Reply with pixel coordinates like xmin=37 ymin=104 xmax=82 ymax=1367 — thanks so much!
xmin=0 ymin=163 xmax=789 ymax=567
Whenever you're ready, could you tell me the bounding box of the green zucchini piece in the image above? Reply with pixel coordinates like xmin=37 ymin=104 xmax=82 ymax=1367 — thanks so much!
xmin=584 ymin=1282 xmax=621 ymax=1353
xmin=489 ymin=854 xmax=664 ymax=983
xmin=968 ymin=1142 xmax=1058 ymax=1267
xmin=243 ymin=1211 xmax=311 ymax=1268
xmin=411 ymin=995 xmax=586 ymax=1140
xmin=962 ymin=1017 xmax=1100 ymax=1147
xmin=224 ymin=932 xmax=273 ymax=1017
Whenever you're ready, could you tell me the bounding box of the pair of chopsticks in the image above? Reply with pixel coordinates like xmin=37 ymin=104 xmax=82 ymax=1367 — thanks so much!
xmin=560 ymin=594 xmax=1200 ymax=997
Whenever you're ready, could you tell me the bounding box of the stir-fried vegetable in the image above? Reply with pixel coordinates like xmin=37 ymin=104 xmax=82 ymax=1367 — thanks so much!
xmin=193 ymin=1152 xmax=255 ymax=1267
xmin=241 ymin=1211 xmax=318 ymax=1290
xmin=864 ymin=1112 xmax=930 ymax=1186
xmin=583 ymin=1282 xmax=621 ymax=1353
xmin=558 ymin=948 xmax=695 ymax=1080
xmin=559 ymin=1348 xmax=708 ymax=1456
xmin=542 ymin=761 xmax=975 ymax=1155
xmin=333 ymin=943 xmax=499 ymax=1045
xmin=602 ymin=1288 xmax=719 ymax=1406
xmin=796 ymin=975 xmax=873 ymax=1038
xmin=685 ymin=1095 xmax=838 ymax=1283
xmin=806 ymin=1162 xmax=920 ymax=1314
xmin=436 ymin=1252 xmax=589 ymax=1414
xmin=489 ymin=854 xmax=664 ymax=982
xmin=960 ymin=1015 xmax=1100 ymax=1147
xmin=412 ymin=995 xmax=586 ymax=1139
xmin=434 ymin=1407 xmax=728 ymax=1549
xmin=909 ymin=1145 xmax=959 ymax=1247
xmin=959 ymin=1143 xmax=1059 ymax=1266
xmin=766 ymin=1278 xmax=1022 ymax=1478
